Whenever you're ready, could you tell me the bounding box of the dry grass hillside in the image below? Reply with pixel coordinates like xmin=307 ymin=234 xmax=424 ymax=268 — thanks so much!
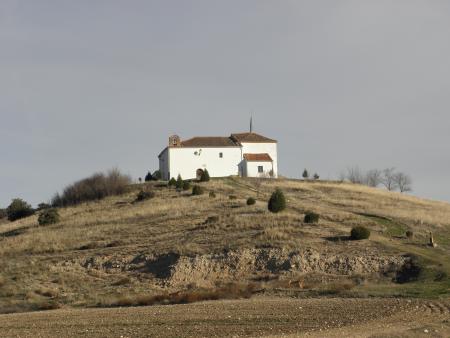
xmin=0 ymin=177 xmax=449 ymax=314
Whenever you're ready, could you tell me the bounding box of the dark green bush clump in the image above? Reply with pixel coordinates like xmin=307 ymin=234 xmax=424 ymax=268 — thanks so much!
xmin=192 ymin=185 xmax=204 ymax=196
xmin=52 ymin=169 xmax=131 ymax=207
xmin=182 ymin=181 xmax=191 ymax=191
xmin=153 ymin=170 xmax=162 ymax=180
xmin=406 ymin=230 xmax=414 ymax=239
xmin=246 ymin=197 xmax=256 ymax=205
xmin=37 ymin=203 xmax=51 ymax=211
xmin=136 ymin=190 xmax=155 ymax=202
xmin=6 ymin=198 xmax=35 ymax=221
xmin=38 ymin=208 xmax=60 ymax=225
xmin=144 ymin=171 xmax=153 ymax=182
xmin=176 ymin=175 xmax=184 ymax=190
xmin=168 ymin=177 xmax=177 ymax=187
xmin=0 ymin=208 xmax=6 ymax=219
xmin=209 ymin=191 xmax=216 ymax=198
xmin=304 ymin=212 xmax=319 ymax=224
xmin=350 ymin=226 xmax=371 ymax=240
xmin=200 ymin=169 xmax=210 ymax=182
xmin=268 ymin=189 xmax=286 ymax=213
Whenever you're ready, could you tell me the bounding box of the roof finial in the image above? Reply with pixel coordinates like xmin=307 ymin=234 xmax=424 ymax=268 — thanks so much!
xmin=250 ymin=114 xmax=253 ymax=133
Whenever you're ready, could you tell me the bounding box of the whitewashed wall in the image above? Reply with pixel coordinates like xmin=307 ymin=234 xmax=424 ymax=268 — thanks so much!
xmin=240 ymin=143 xmax=278 ymax=177
xmin=169 ymin=147 xmax=241 ymax=180
xmin=245 ymin=160 xmax=274 ymax=177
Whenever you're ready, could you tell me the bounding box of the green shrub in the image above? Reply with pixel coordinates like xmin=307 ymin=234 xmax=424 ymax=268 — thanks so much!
xmin=304 ymin=212 xmax=319 ymax=224
xmin=246 ymin=197 xmax=256 ymax=205
xmin=192 ymin=185 xmax=204 ymax=196
xmin=168 ymin=177 xmax=177 ymax=187
xmin=153 ymin=170 xmax=162 ymax=180
xmin=268 ymin=189 xmax=286 ymax=213
xmin=406 ymin=230 xmax=414 ymax=239
xmin=200 ymin=169 xmax=210 ymax=182
xmin=6 ymin=198 xmax=35 ymax=221
xmin=176 ymin=175 xmax=184 ymax=190
xmin=136 ymin=190 xmax=155 ymax=202
xmin=209 ymin=191 xmax=216 ymax=198
xmin=350 ymin=226 xmax=371 ymax=240
xmin=144 ymin=171 xmax=153 ymax=182
xmin=38 ymin=208 xmax=60 ymax=225
xmin=182 ymin=181 xmax=191 ymax=191
xmin=37 ymin=203 xmax=51 ymax=211
xmin=51 ymin=168 xmax=131 ymax=207
xmin=229 ymin=195 xmax=237 ymax=200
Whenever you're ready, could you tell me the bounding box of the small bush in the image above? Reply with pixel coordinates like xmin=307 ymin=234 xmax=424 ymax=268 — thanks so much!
xmin=229 ymin=195 xmax=237 ymax=200
xmin=192 ymin=185 xmax=204 ymax=196
xmin=37 ymin=203 xmax=51 ymax=211
xmin=350 ymin=226 xmax=371 ymax=240
xmin=136 ymin=190 xmax=155 ymax=202
xmin=182 ymin=181 xmax=191 ymax=191
xmin=168 ymin=177 xmax=177 ymax=187
xmin=38 ymin=208 xmax=60 ymax=225
xmin=144 ymin=171 xmax=153 ymax=182
xmin=268 ymin=189 xmax=286 ymax=213
xmin=6 ymin=198 xmax=35 ymax=221
xmin=304 ymin=212 xmax=319 ymax=224
xmin=176 ymin=175 xmax=184 ymax=190
xmin=153 ymin=170 xmax=162 ymax=180
xmin=406 ymin=230 xmax=414 ymax=239
xmin=205 ymin=216 xmax=219 ymax=224
xmin=51 ymin=168 xmax=131 ymax=207
xmin=200 ymin=169 xmax=210 ymax=182
xmin=246 ymin=197 xmax=256 ymax=205
xmin=209 ymin=191 xmax=216 ymax=198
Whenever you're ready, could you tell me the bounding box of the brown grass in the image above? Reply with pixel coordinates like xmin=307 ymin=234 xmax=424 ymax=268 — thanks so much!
xmin=0 ymin=177 xmax=449 ymax=313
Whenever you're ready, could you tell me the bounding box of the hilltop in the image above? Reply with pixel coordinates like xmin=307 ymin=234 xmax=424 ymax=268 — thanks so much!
xmin=0 ymin=178 xmax=449 ymax=314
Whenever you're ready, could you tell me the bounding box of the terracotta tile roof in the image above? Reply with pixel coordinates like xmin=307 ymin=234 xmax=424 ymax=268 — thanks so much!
xmin=231 ymin=132 xmax=277 ymax=143
xmin=179 ymin=137 xmax=239 ymax=147
xmin=243 ymin=153 xmax=273 ymax=162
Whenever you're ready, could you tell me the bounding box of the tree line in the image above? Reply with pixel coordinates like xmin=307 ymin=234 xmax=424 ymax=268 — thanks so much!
xmin=339 ymin=167 xmax=412 ymax=192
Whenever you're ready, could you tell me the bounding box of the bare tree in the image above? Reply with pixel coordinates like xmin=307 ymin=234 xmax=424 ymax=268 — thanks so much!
xmin=365 ymin=169 xmax=383 ymax=187
xmin=393 ymin=172 xmax=412 ymax=193
xmin=346 ymin=166 xmax=364 ymax=184
xmin=381 ymin=167 xmax=398 ymax=191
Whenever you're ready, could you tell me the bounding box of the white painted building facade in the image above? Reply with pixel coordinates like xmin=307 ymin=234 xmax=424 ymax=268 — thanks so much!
xmin=158 ymin=132 xmax=278 ymax=180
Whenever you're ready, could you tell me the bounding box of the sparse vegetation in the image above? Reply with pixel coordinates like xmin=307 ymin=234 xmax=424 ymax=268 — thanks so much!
xmin=268 ymin=189 xmax=286 ymax=213
xmin=182 ymin=181 xmax=191 ymax=191
xmin=406 ymin=230 xmax=414 ymax=239
xmin=38 ymin=208 xmax=60 ymax=225
xmin=168 ymin=177 xmax=177 ymax=187
xmin=136 ymin=190 xmax=155 ymax=202
xmin=229 ymin=195 xmax=237 ymax=200
xmin=176 ymin=175 xmax=184 ymax=190
xmin=0 ymin=208 xmax=6 ymax=219
xmin=104 ymin=283 xmax=256 ymax=308
xmin=209 ymin=191 xmax=216 ymax=198
xmin=153 ymin=170 xmax=162 ymax=180
xmin=350 ymin=226 xmax=371 ymax=240
xmin=6 ymin=198 xmax=35 ymax=221
xmin=200 ymin=169 xmax=210 ymax=182
xmin=304 ymin=212 xmax=319 ymax=224
xmin=51 ymin=168 xmax=131 ymax=207
xmin=144 ymin=171 xmax=153 ymax=182
xmin=302 ymin=169 xmax=309 ymax=180
xmin=192 ymin=185 xmax=204 ymax=196
xmin=246 ymin=197 xmax=256 ymax=205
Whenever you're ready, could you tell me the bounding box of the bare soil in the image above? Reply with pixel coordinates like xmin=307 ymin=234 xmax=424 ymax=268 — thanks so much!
xmin=0 ymin=297 xmax=448 ymax=338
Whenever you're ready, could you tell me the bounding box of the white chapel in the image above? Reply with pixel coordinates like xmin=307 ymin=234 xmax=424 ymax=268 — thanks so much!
xmin=158 ymin=129 xmax=278 ymax=181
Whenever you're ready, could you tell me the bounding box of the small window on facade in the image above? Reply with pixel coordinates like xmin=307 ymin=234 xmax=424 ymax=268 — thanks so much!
xmin=219 ymin=152 xmax=223 ymax=158
xmin=258 ymin=166 xmax=264 ymax=173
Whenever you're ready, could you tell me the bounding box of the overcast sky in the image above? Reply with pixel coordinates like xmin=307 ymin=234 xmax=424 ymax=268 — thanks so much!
xmin=1 ymin=0 xmax=450 ymax=207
